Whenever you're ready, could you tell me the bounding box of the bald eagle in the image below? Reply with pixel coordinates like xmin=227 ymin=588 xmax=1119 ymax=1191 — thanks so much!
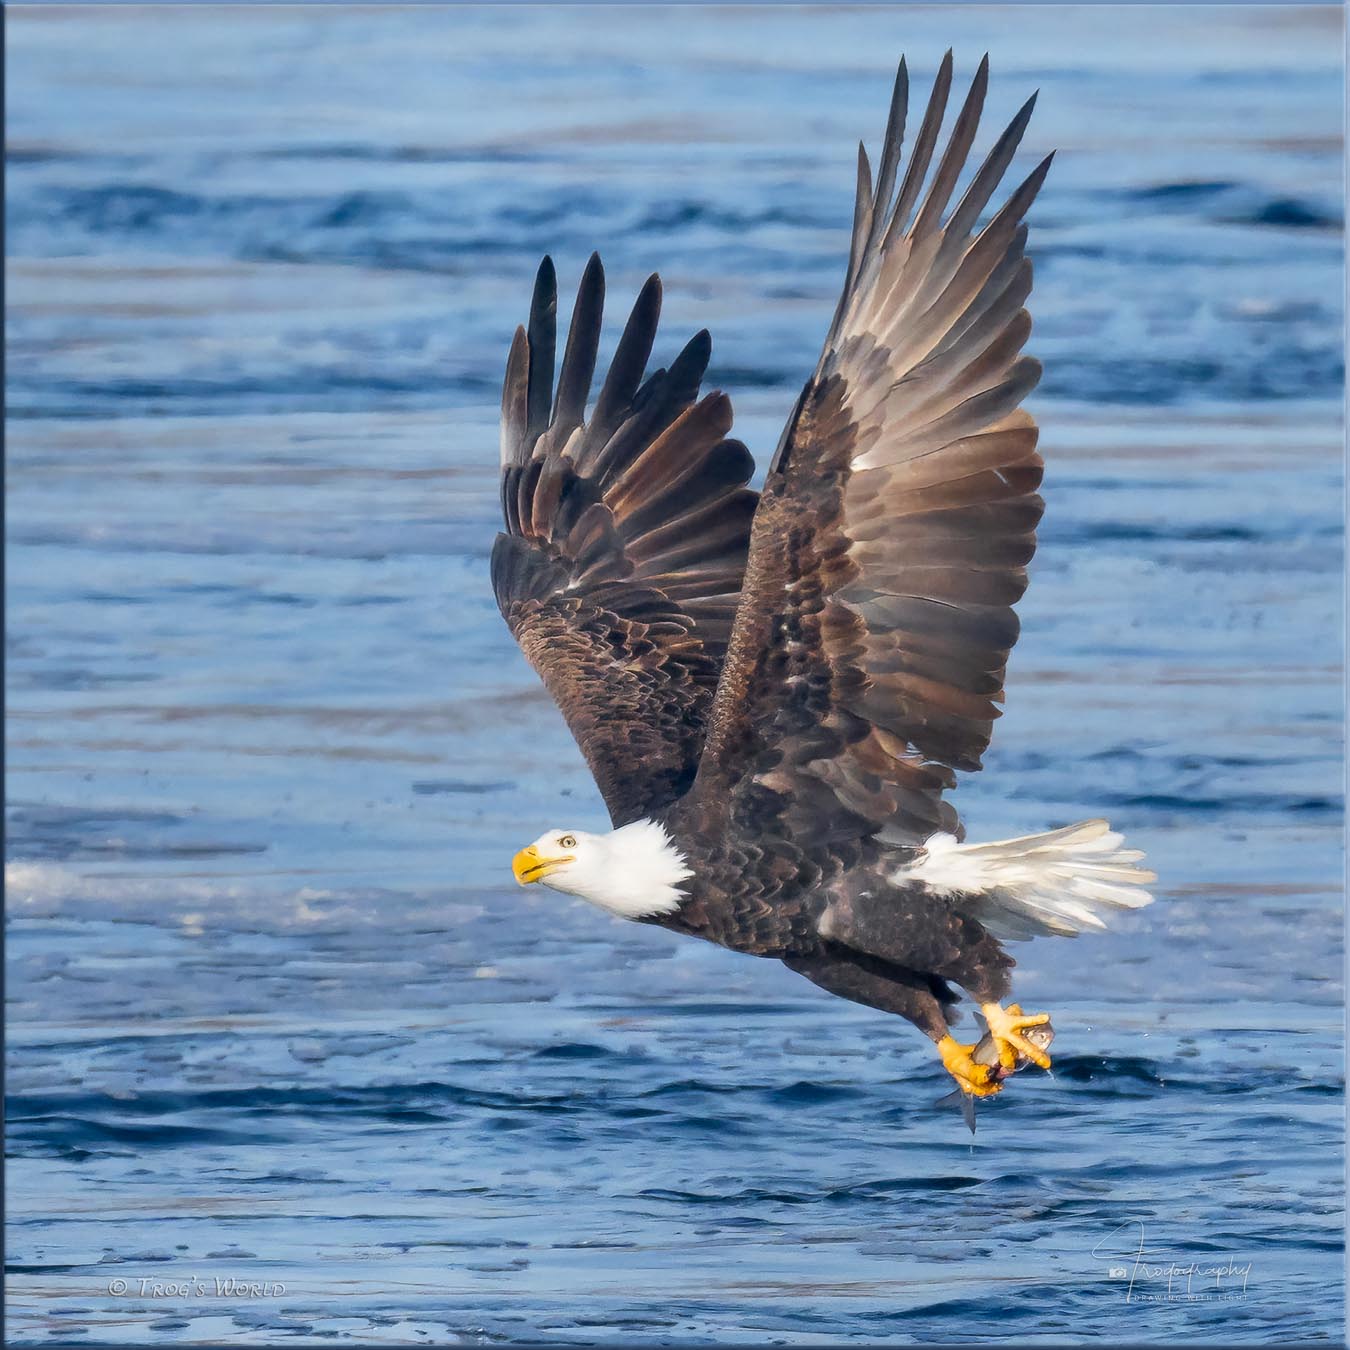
xmin=493 ymin=54 xmax=1154 ymax=1107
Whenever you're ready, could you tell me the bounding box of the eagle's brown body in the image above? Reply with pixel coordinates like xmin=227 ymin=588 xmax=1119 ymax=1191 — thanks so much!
xmin=648 ymin=805 xmax=1011 ymax=1041
xmin=492 ymin=54 xmax=1154 ymax=1100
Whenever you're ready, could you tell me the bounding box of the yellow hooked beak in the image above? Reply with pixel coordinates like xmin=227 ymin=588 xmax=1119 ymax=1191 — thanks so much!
xmin=512 ymin=844 xmax=574 ymax=886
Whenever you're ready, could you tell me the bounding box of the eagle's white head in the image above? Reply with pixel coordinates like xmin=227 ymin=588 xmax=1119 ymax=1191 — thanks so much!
xmin=510 ymin=818 xmax=692 ymax=919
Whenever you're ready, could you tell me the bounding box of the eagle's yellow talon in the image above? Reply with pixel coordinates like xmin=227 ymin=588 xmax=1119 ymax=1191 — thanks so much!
xmin=980 ymin=1002 xmax=1053 ymax=1070
xmin=937 ymin=1034 xmax=1003 ymax=1097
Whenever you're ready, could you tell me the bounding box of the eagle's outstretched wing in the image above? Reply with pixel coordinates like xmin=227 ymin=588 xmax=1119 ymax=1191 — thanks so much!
xmin=493 ymin=254 xmax=758 ymax=825
xmin=695 ymin=53 xmax=1051 ymax=846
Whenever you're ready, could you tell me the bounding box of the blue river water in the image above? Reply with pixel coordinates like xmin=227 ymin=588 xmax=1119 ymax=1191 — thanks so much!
xmin=5 ymin=5 xmax=1345 ymax=1344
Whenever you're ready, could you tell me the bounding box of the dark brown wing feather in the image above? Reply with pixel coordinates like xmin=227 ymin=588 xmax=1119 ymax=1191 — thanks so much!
xmin=696 ymin=53 xmax=1051 ymax=846
xmin=493 ymin=254 xmax=758 ymax=824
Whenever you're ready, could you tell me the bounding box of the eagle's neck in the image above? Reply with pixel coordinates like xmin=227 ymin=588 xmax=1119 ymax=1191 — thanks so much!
xmin=568 ymin=818 xmax=693 ymax=920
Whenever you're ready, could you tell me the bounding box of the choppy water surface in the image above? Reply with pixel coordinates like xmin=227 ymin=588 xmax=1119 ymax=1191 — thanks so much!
xmin=6 ymin=5 xmax=1344 ymax=1344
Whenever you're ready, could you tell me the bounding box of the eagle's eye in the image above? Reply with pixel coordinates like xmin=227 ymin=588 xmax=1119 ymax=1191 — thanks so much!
xmin=559 ymin=834 xmax=577 ymax=849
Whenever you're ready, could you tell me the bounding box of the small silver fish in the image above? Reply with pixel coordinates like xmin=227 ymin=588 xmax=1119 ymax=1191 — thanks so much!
xmin=939 ymin=1020 xmax=1055 ymax=1134
xmin=975 ymin=1019 xmax=1055 ymax=1078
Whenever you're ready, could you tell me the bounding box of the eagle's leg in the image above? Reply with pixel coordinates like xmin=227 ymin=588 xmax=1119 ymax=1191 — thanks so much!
xmin=782 ymin=946 xmax=1000 ymax=1096
xmin=980 ymin=1001 xmax=1053 ymax=1070
xmin=817 ymin=891 xmax=1045 ymax=1093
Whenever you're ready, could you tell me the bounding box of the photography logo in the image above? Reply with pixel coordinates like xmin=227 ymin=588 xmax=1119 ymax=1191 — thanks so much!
xmin=1094 ymin=1221 xmax=1253 ymax=1304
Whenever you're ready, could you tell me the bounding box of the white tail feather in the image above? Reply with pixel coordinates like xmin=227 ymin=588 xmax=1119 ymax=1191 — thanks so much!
xmin=891 ymin=819 xmax=1156 ymax=941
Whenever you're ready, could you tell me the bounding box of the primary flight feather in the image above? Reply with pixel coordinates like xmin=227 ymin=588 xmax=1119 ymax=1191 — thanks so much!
xmin=491 ymin=53 xmax=1154 ymax=1112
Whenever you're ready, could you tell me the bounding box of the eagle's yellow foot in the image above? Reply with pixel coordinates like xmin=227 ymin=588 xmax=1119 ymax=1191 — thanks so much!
xmin=980 ymin=1002 xmax=1053 ymax=1070
xmin=937 ymin=1034 xmax=1002 ymax=1097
